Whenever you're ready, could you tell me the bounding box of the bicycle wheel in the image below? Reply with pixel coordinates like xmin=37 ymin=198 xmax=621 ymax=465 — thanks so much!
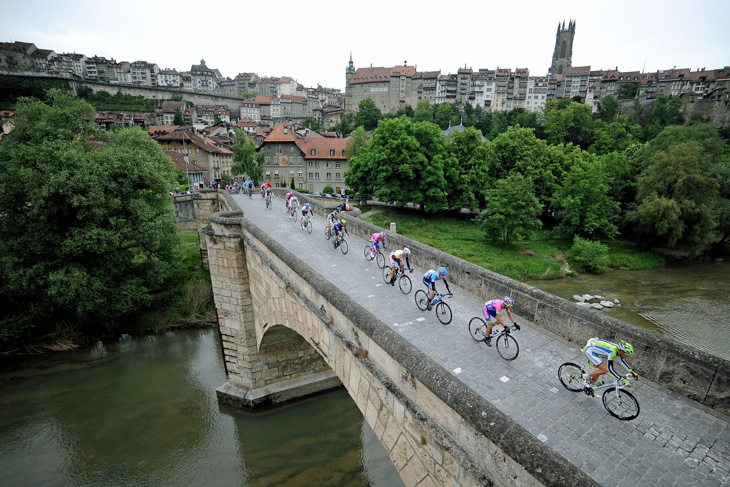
xmin=468 ymin=317 xmax=488 ymax=342
xmin=382 ymin=266 xmax=392 ymax=283
xmin=602 ymin=387 xmax=640 ymax=420
xmin=435 ymin=301 xmax=452 ymax=325
xmin=324 ymin=227 xmax=331 ymax=240
xmin=375 ymin=251 xmax=385 ymax=269
xmin=496 ymin=333 xmax=519 ymax=361
xmin=340 ymin=238 xmax=348 ymax=254
xmin=557 ymin=362 xmax=585 ymax=392
xmin=306 ymin=220 xmax=312 ymax=234
xmin=398 ymin=275 xmax=412 ymax=295
xmin=300 ymin=218 xmax=306 ymax=230
xmin=414 ymin=290 xmax=429 ymax=311
xmin=364 ymin=246 xmax=373 ymax=261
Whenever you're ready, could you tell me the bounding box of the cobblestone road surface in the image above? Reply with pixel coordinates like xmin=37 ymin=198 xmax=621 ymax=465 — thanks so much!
xmin=233 ymin=193 xmax=730 ymax=487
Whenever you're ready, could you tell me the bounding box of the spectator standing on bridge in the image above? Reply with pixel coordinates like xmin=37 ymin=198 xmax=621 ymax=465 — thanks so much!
xmin=422 ymin=267 xmax=452 ymax=310
xmin=481 ymin=297 xmax=519 ymax=347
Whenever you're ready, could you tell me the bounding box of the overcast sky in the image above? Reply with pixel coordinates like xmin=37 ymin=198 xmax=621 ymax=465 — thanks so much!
xmin=2 ymin=0 xmax=728 ymax=91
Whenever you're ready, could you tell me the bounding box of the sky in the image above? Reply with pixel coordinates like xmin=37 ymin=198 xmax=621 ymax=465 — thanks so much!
xmin=2 ymin=0 xmax=728 ymax=91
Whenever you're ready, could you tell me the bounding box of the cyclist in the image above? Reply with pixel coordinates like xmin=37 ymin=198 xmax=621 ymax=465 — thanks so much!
xmin=285 ymin=192 xmax=292 ymax=210
xmin=581 ymin=338 xmax=639 ymax=388
xmin=388 ymin=248 xmax=413 ymax=286
xmin=333 ymin=218 xmax=348 ymax=247
xmin=326 ymin=209 xmax=340 ymax=236
xmin=370 ymin=231 xmax=387 ymax=253
xmin=481 ymin=297 xmax=520 ymax=347
xmin=422 ymin=267 xmax=451 ymax=310
xmin=265 ymin=186 xmax=273 ymax=206
xmin=301 ymin=203 xmax=313 ymax=226
xmin=288 ymin=194 xmax=299 ymax=218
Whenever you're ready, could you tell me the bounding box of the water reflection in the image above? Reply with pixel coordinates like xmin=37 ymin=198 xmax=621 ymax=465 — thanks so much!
xmin=0 ymin=329 xmax=403 ymax=487
xmin=525 ymin=260 xmax=730 ymax=361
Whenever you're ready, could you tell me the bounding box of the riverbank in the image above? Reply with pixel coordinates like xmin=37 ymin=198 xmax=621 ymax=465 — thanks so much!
xmin=361 ymin=210 xmax=672 ymax=281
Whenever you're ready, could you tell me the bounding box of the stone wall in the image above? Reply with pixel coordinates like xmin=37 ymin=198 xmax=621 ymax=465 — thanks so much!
xmin=202 ymin=196 xmax=597 ymax=487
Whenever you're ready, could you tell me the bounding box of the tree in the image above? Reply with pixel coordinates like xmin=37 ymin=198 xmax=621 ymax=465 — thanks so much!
xmin=345 ymin=117 xmax=456 ymax=212
xmin=173 ymin=108 xmax=184 ymax=126
xmin=241 ymin=90 xmax=259 ymax=99
xmin=542 ymin=100 xmax=594 ymax=149
xmin=553 ymin=155 xmax=620 ymax=240
xmin=474 ymin=173 xmax=543 ymax=248
xmin=231 ymin=129 xmax=262 ymax=184
xmin=302 ymin=117 xmax=321 ymax=131
xmin=413 ymin=100 xmax=434 ymax=123
xmin=345 ymin=126 xmax=368 ymax=159
xmin=644 ymin=96 xmax=684 ymax=140
xmin=0 ymin=89 xmax=179 ymax=342
xmin=594 ymin=95 xmax=619 ymax=122
xmin=445 ymin=126 xmax=487 ymax=210
xmin=628 ymin=124 xmax=729 ymax=254
xmin=354 ymin=98 xmax=381 ymax=131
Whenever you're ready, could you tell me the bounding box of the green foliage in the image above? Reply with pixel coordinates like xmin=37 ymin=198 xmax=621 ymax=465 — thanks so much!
xmin=568 ymin=237 xmax=610 ymax=274
xmin=302 ymin=117 xmax=321 ymax=131
xmin=445 ymin=126 xmax=487 ymax=210
xmin=617 ymin=83 xmax=639 ymax=100
xmin=553 ymin=152 xmax=620 ymax=240
xmin=594 ymin=95 xmax=620 ymax=122
xmin=541 ymin=100 xmax=594 ymax=149
xmin=0 ymin=89 xmax=179 ymax=343
xmin=345 ymin=117 xmax=457 ymax=212
xmin=173 ymin=108 xmax=184 ymax=126
xmin=322 ymin=185 xmax=334 ymax=194
xmin=414 ymin=100 xmax=434 ymax=123
xmin=644 ymin=96 xmax=685 ymax=140
xmin=0 ymin=75 xmax=72 ymax=108
xmin=79 ymin=89 xmax=156 ymax=112
xmin=474 ymin=173 xmax=543 ymax=248
xmin=170 ymin=94 xmax=182 ymax=101
xmin=241 ymin=90 xmax=259 ymax=99
xmin=354 ymin=98 xmax=382 ymax=131
xmin=345 ymin=126 xmax=368 ymax=159
xmin=231 ymin=129 xmax=262 ymax=184
xmin=488 ymin=108 xmax=540 ymax=140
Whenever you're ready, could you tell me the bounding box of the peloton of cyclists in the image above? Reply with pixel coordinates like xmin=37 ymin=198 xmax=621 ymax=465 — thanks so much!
xmin=333 ymin=218 xmax=348 ymax=247
xmin=388 ymin=248 xmax=413 ymax=286
xmin=581 ymin=338 xmax=639 ymax=388
xmin=422 ymin=267 xmax=452 ymax=310
xmin=480 ymin=297 xmax=520 ymax=347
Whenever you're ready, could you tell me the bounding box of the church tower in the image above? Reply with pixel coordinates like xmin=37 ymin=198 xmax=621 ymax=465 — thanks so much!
xmin=549 ymin=19 xmax=575 ymax=75
xmin=346 ymin=52 xmax=355 ymax=87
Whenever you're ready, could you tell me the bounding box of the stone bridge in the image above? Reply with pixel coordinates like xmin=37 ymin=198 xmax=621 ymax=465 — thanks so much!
xmin=186 ymin=190 xmax=730 ymax=487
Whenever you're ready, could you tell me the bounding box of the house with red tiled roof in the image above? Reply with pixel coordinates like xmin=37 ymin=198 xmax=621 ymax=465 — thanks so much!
xmin=164 ymin=149 xmax=205 ymax=188
xmin=151 ymin=128 xmax=234 ymax=183
xmin=160 ymin=101 xmax=185 ymax=125
xmin=258 ymin=122 xmax=349 ymax=192
xmin=236 ymin=117 xmax=258 ymax=135
xmin=345 ymin=63 xmax=418 ymax=114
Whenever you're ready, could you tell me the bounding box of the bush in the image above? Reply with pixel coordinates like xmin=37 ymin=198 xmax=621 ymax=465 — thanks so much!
xmin=323 ymin=185 xmax=335 ymax=194
xmin=568 ymin=237 xmax=610 ymax=274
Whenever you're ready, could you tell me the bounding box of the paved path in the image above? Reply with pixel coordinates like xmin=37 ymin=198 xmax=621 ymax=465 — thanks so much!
xmin=233 ymin=194 xmax=730 ymax=487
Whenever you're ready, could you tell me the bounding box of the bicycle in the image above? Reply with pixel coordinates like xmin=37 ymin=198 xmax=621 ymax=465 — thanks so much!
xmin=324 ymin=225 xmax=333 ymax=240
xmin=557 ymin=362 xmax=640 ymax=420
xmin=363 ymin=246 xmax=385 ymax=268
xmin=288 ymin=206 xmax=298 ymax=221
xmin=468 ymin=319 xmax=520 ymax=360
xmin=265 ymin=195 xmax=272 ymax=210
xmin=381 ymin=265 xmax=412 ymax=294
xmin=414 ymin=291 xmax=453 ymax=325
xmin=300 ymin=215 xmax=313 ymax=234
xmin=333 ymin=236 xmax=349 ymax=254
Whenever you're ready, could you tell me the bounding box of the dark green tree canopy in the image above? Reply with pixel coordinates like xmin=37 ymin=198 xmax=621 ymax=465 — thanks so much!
xmin=354 ymin=98 xmax=382 ymax=131
xmin=0 ymin=89 xmax=179 ymax=336
xmin=231 ymin=129 xmax=263 ymax=184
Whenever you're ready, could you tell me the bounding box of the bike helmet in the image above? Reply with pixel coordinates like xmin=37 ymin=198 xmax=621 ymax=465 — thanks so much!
xmin=341 ymin=219 xmax=346 ymax=225
xmin=618 ymin=340 xmax=634 ymax=355
xmin=305 ymin=203 xmax=310 ymax=208
xmin=503 ymin=296 xmax=514 ymax=307
xmin=438 ymin=266 xmax=447 ymax=275
xmin=380 ymin=231 xmax=386 ymax=238
xmin=403 ymin=247 xmax=411 ymax=256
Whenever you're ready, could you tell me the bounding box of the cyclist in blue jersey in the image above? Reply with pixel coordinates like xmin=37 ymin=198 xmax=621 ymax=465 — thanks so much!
xmin=333 ymin=218 xmax=348 ymax=247
xmin=422 ymin=267 xmax=451 ymax=310
xmin=581 ymin=338 xmax=639 ymax=388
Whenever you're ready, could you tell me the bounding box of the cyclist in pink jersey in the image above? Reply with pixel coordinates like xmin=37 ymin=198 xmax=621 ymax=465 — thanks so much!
xmin=481 ymin=297 xmax=519 ymax=347
xmin=370 ymin=231 xmax=387 ymax=252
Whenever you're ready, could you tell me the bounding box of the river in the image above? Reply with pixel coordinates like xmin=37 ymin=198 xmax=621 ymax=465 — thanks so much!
xmin=0 ymin=329 xmax=404 ymax=487
xmin=525 ymin=259 xmax=730 ymax=361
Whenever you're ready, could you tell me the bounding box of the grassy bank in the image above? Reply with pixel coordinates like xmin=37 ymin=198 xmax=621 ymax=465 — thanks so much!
xmin=122 ymin=232 xmax=215 ymax=335
xmin=363 ymin=211 xmax=665 ymax=281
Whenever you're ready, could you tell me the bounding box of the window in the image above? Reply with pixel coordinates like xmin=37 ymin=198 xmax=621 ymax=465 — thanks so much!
xmin=276 ymin=145 xmax=282 ymax=154
xmin=308 ymin=161 xmax=313 ymax=167
xmin=290 ymin=170 xmax=294 ymax=177
xmin=342 ymin=149 xmax=346 ymax=156
xmin=274 ymin=156 xmax=279 ymax=164
xmin=298 ymin=170 xmax=303 ymax=177
xmin=326 ymin=172 xmax=332 ymax=179
xmin=310 ymin=149 xmax=316 ymax=156
xmin=315 ymin=172 xmax=319 ymax=178
xmin=265 ymin=156 xmax=270 ymax=163
xmin=266 ymin=170 xmax=271 ymax=176
xmin=309 ymin=172 xmax=313 ymax=178
xmin=326 ymin=162 xmax=332 ymax=168
xmin=274 ymin=170 xmax=279 ymax=177
xmin=336 ymin=173 xmax=340 ymax=179
xmin=298 ymin=157 xmax=303 ymax=164
xmin=335 ymin=162 xmax=341 ymax=168
xmin=330 ymin=149 xmax=335 ymax=156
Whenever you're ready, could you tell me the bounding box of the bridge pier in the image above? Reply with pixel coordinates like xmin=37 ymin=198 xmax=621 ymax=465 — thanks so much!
xmin=200 ymin=203 xmax=340 ymax=409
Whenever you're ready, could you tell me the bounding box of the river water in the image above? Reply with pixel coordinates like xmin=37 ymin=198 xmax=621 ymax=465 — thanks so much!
xmin=525 ymin=259 xmax=730 ymax=361
xmin=0 ymin=329 xmax=404 ymax=487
